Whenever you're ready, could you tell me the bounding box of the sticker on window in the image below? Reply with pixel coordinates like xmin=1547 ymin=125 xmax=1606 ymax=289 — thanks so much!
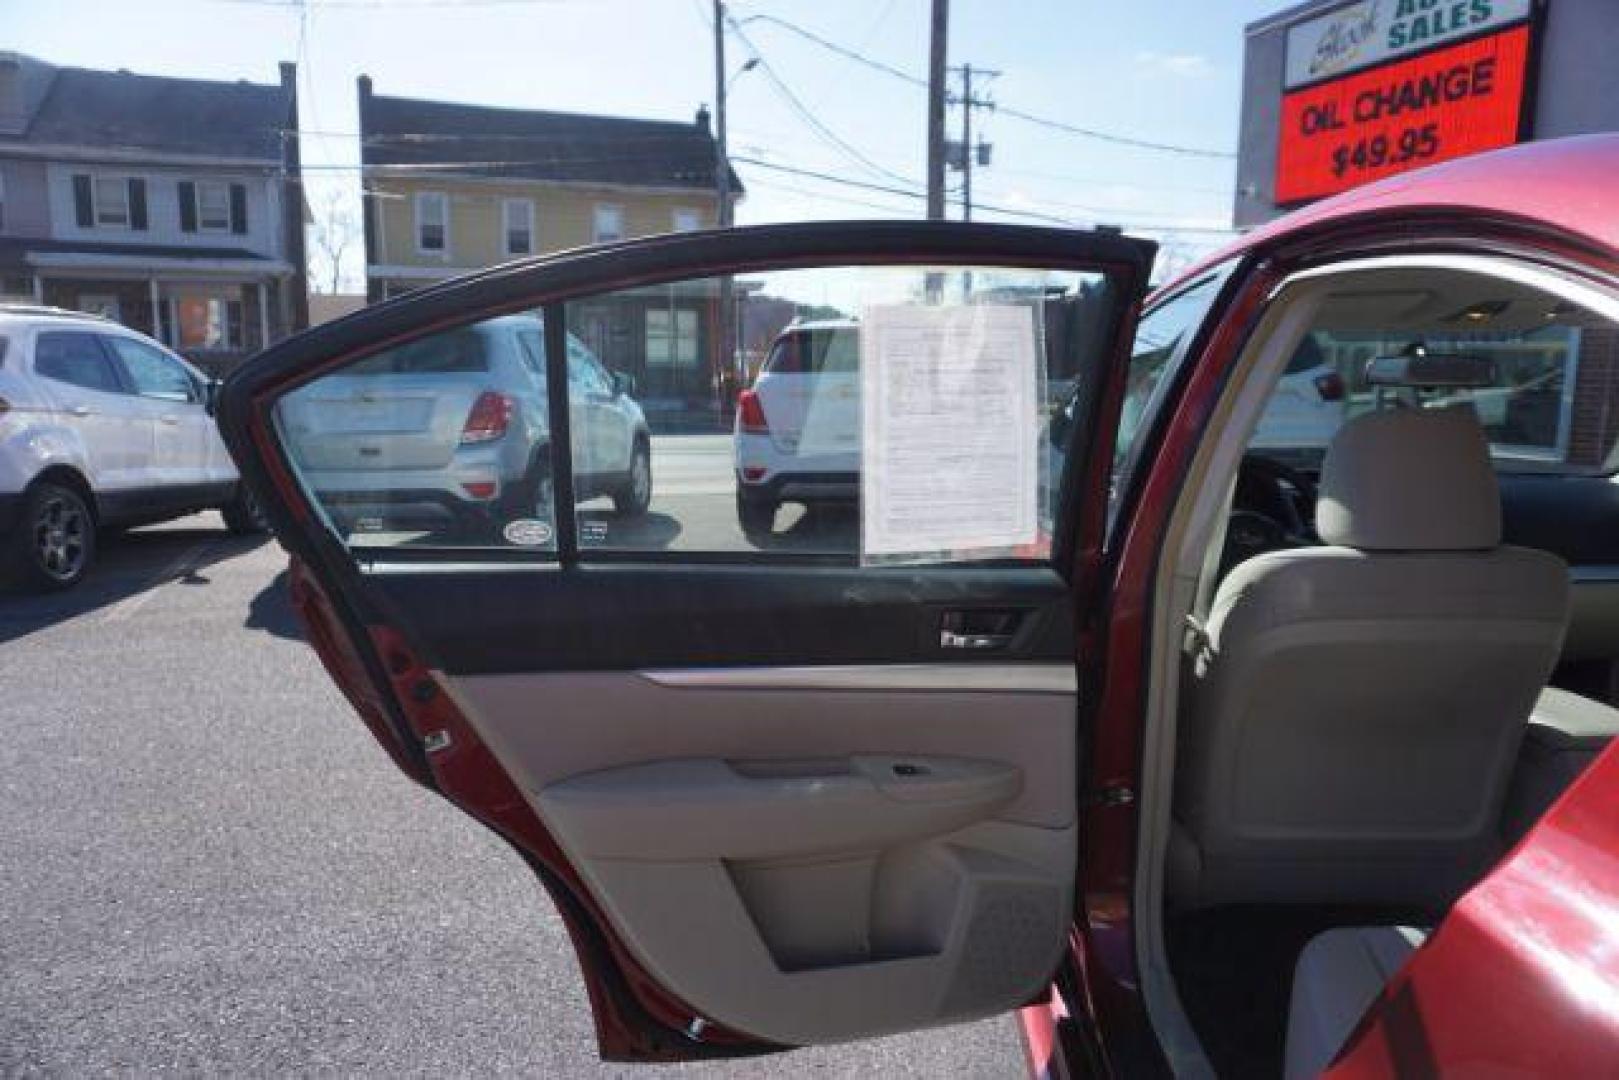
xmin=859 ymin=303 xmax=1042 ymax=563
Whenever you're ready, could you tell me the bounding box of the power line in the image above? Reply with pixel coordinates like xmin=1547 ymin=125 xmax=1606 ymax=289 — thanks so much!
xmin=723 ymin=17 xmax=923 ymax=193
xmin=739 ymin=12 xmax=1234 ymax=160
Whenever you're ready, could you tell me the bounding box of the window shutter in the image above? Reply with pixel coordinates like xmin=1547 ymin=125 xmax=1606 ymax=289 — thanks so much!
xmin=177 ymin=181 xmax=197 ymax=232
xmin=229 ymin=183 xmax=247 ymax=234
xmin=128 ymin=178 xmax=148 ymax=230
xmin=72 ymin=174 xmax=93 ymax=228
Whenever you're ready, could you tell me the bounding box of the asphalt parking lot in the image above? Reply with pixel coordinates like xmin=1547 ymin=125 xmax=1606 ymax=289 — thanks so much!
xmin=0 ymin=499 xmax=1018 ymax=1074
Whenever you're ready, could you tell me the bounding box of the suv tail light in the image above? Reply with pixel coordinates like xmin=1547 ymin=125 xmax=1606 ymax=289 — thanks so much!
xmin=1314 ymin=371 xmax=1345 ymax=402
xmin=460 ymin=391 xmax=513 ymax=444
xmin=737 ymin=389 xmax=769 ymax=435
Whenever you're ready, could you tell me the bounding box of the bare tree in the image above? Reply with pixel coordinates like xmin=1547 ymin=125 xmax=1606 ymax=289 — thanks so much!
xmin=309 ymin=188 xmax=359 ymax=295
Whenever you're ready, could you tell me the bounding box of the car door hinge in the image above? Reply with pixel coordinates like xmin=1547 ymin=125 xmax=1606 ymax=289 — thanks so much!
xmin=1089 ymin=784 xmax=1135 ymax=808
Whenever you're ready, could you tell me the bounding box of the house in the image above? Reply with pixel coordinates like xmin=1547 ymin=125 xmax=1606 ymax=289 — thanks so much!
xmin=358 ymin=77 xmax=741 ymax=426
xmin=0 ymin=53 xmax=308 ymax=373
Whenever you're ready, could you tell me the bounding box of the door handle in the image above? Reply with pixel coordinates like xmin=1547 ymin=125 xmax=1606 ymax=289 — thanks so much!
xmin=69 ymin=404 xmax=91 ymax=417
xmin=940 ymin=630 xmax=1014 ymax=650
xmin=160 ymin=415 xmax=180 ymax=426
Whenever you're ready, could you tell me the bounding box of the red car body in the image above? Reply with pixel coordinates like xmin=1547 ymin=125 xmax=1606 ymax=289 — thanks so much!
xmin=1021 ymin=134 xmax=1619 ymax=1077
xmin=224 ymin=136 xmax=1619 ymax=1076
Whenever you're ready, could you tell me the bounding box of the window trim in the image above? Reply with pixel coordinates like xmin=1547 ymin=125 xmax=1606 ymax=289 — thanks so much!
xmin=415 ymin=190 xmax=449 ymax=256
xmin=671 ymin=207 xmax=702 ymax=233
xmin=194 ymin=179 xmax=233 ymax=233
xmin=90 ymin=172 xmax=132 ymax=229
xmin=593 ymin=202 xmax=625 ymax=245
xmin=503 ymin=197 xmax=535 ymax=257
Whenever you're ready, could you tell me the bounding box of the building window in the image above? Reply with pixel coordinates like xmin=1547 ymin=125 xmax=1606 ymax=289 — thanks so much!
xmin=77 ymin=294 xmax=122 ymax=322
xmin=416 ymin=191 xmax=448 ymax=253
xmin=593 ymin=203 xmax=624 ymax=244
xmin=504 ymin=198 xmax=534 ymax=256
xmin=93 ymin=176 xmax=130 ymax=227
xmin=196 ymin=180 xmax=232 ymax=232
xmin=172 ymin=289 xmax=244 ymax=351
xmin=645 ymin=307 xmax=699 ymax=367
xmin=672 ymin=208 xmax=702 ymax=233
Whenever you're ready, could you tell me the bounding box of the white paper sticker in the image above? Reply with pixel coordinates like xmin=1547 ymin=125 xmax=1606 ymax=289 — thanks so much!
xmin=860 ymin=304 xmax=1039 ymax=560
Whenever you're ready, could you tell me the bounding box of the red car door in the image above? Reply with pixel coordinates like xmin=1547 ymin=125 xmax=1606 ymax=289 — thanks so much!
xmin=218 ymin=222 xmax=1154 ymax=1063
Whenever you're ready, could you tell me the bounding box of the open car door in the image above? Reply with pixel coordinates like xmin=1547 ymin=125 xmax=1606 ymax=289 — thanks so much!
xmin=218 ymin=222 xmax=1154 ymax=1061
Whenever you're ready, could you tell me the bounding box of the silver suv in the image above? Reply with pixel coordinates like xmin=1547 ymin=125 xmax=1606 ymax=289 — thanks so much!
xmin=278 ymin=313 xmax=651 ymax=540
xmin=0 ymin=305 xmax=262 ymax=591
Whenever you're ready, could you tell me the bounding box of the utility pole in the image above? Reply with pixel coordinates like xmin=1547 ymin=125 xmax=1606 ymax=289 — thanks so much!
xmin=948 ymin=64 xmax=998 ymax=221
xmin=926 ymin=0 xmax=948 ymax=220
xmin=714 ymin=0 xmax=735 ymax=420
xmin=714 ymin=0 xmax=731 ymax=230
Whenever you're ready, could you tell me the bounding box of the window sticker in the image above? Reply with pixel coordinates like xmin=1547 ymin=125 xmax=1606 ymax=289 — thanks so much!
xmin=859 ymin=303 xmax=1041 ymax=563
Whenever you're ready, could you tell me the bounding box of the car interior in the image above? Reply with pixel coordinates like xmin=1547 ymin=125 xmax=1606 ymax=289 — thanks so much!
xmin=1147 ymin=258 xmax=1619 ymax=1077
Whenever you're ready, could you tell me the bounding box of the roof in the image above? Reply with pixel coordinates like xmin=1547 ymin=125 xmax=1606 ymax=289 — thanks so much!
xmin=0 ymin=62 xmax=291 ymax=161
xmin=0 ymin=238 xmax=271 ymax=262
xmin=360 ymin=90 xmax=742 ymax=193
xmin=1158 ymin=135 xmax=1619 ymax=299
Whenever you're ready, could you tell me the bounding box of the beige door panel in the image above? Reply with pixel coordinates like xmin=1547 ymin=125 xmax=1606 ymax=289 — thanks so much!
xmin=444 ymin=668 xmax=1078 ymax=1045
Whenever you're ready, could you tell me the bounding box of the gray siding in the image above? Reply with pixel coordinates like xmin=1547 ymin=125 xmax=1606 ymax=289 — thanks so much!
xmin=0 ymin=156 xmax=51 ymax=237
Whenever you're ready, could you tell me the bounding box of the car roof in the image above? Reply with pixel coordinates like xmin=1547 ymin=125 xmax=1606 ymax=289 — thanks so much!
xmin=1155 ymin=134 xmax=1619 ymax=302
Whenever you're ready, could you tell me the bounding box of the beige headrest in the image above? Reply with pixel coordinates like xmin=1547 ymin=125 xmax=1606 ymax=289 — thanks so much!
xmin=1316 ymin=407 xmax=1500 ymax=551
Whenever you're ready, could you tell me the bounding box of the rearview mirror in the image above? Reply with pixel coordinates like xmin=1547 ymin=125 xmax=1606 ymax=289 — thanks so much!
xmin=611 ymin=370 xmax=634 ymax=397
xmin=204 ymin=378 xmax=223 ymax=416
xmin=1365 ymin=348 xmax=1497 ymax=389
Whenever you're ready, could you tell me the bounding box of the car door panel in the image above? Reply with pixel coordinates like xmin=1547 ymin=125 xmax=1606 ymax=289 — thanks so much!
xmin=218 ymin=222 xmax=1153 ymax=1059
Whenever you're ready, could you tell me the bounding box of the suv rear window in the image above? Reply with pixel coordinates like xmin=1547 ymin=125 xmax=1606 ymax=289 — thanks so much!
xmin=346 ymin=329 xmax=490 ymax=375
xmin=762 ymin=327 xmax=858 ymax=376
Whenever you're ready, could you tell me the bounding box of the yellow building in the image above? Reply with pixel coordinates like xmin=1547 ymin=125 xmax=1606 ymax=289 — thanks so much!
xmin=358 ymin=77 xmax=740 ymax=423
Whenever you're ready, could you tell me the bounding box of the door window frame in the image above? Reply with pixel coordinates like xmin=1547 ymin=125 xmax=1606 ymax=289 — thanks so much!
xmin=226 ymin=224 xmax=1154 ymax=577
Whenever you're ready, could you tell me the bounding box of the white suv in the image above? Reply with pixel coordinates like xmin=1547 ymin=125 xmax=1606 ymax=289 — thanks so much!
xmin=0 ymin=306 xmax=262 ymax=590
xmin=734 ymin=319 xmax=861 ymax=539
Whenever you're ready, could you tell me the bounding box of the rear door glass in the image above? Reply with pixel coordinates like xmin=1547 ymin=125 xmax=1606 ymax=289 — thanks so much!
xmin=34 ymin=331 xmax=125 ymax=395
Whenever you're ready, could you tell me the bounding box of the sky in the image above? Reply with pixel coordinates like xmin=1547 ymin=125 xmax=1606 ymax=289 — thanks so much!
xmin=7 ymin=0 xmax=1288 ymax=289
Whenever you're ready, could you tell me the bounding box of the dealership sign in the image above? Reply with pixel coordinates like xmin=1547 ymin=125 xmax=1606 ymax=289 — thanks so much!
xmin=1285 ymin=0 xmax=1532 ymax=89
xmin=1276 ymin=2 xmax=1535 ymax=204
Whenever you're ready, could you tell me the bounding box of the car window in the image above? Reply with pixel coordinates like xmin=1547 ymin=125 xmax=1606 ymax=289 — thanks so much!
xmin=346 ymin=329 xmax=491 ymax=375
xmin=566 ymin=264 xmax=1112 ymax=561
xmin=516 ymin=329 xmax=545 ymax=382
xmin=34 ymin=331 xmax=125 ymax=395
xmin=1107 ymin=266 xmax=1234 ymax=528
xmin=106 ymin=337 xmax=198 ymax=402
xmin=762 ymin=328 xmax=859 ymax=376
xmin=274 ymin=261 xmax=1128 ymax=565
xmin=1246 ymin=282 xmax=1619 ymax=475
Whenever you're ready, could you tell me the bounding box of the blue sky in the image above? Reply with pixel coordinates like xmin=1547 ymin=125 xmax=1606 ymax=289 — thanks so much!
xmin=8 ymin=0 xmax=1286 ymax=286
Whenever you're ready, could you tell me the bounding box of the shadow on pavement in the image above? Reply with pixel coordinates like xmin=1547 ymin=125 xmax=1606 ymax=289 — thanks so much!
xmin=577 ymin=509 xmax=683 ymax=550
xmin=754 ymin=504 xmax=860 ymax=553
xmin=245 ymin=568 xmax=303 ymax=641
xmin=0 ymin=523 xmax=269 ymax=644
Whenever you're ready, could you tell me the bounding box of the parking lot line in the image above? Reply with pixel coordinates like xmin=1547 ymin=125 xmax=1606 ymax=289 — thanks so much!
xmin=98 ymin=540 xmax=217 ymax=625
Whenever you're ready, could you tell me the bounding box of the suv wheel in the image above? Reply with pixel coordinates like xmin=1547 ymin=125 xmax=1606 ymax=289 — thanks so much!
xmin=613 ymin=439 xmax=652 ymax=518
xmin=221 ymin=484 xmax=269 ymax=535
xmin=7 ymin=481 xmax=96 ymax=591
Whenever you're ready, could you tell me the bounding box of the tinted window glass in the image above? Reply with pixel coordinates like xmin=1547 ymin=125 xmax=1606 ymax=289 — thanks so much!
xmin=34 ymin=332 xmax=123 ymax=394
xmin=567 ymin=265 xmax=1112 ymax=563
xmin=347 ymin=329 xmax=490 ymax=375
xmin=107 ymin=337 xmax=197 ymax=401
xmin=762 ymin=328 xmax=859 ymax=376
